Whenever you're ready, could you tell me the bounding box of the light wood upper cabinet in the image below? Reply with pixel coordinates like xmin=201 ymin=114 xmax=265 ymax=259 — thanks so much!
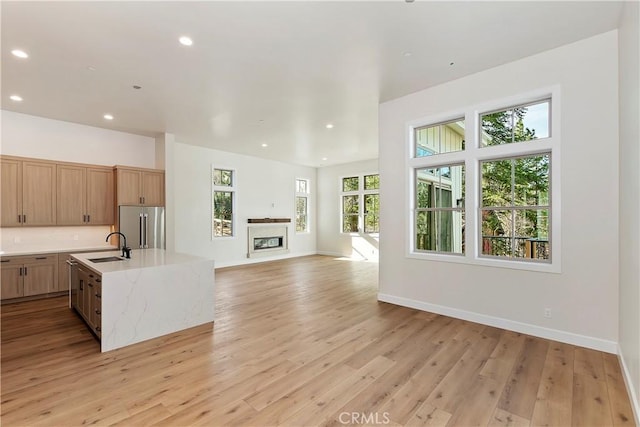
xmin=1 ymin=159 xmax=22 ymax=227
xmin=116 ymin=167 xmax=165 ymax=206
xmin=86 ymin=168 xmax=115 ymax=224
xmin=1 ymin=158 xmax=56 ymax=226
xmin=141 ymin=171 xmax=164 ymax=206
xmin=22 ymin=161 xmax=57 ymax=226
xmin=57 ymin=165 xmax=86 ymax=225
xmin=57 ymin=164 xmax=114 ymax=225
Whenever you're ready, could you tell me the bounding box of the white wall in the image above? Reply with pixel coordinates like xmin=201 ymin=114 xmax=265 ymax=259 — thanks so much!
xmin=618 ymin=1 xmax=640 ymax=420
xmin=317 ymin=159 xmax=379 ymax=259
xmin=170 ymin=142 xmax=316 ymax=267
xmin=1 ymin=110 xmax=156 ymax=168
xmin=378 ymin=31 xmax=619 ymax=352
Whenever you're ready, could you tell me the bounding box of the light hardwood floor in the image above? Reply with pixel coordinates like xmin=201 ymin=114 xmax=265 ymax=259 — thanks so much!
xmin=1 ymin=255 xmax=635 ymax=426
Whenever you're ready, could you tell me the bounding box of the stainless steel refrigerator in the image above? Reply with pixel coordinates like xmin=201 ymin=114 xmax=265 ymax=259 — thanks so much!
xmin=118 ymin=206 xmax=166 ymax=249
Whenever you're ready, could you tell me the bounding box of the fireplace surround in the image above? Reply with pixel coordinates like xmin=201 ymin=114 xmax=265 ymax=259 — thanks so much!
xmin=247 ymin=225 xmax=289 ymax=258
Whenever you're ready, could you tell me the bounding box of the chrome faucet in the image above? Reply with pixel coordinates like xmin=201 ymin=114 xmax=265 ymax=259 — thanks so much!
xmin=106 ymin=232 xmax=132 ymax=259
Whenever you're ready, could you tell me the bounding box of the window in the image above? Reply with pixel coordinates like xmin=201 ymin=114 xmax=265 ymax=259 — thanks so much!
xmin=341 ymin=174 xmax=379 ymax=234
xmin=212 ymin=167 xmax=235 ymax=237
xmin=408 ymin=90 xmax=558 ymax=271
xmin=415 ymin=165 xmax=465 ymax=254
xmin=295 ymin=178 xmax=309 ymax=233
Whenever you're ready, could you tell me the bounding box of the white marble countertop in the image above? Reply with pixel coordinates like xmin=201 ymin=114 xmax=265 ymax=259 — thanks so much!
xmin=71 ymin=248 xmax=211 ymax=275
xmin=1 ymin=244 xmax=117 ymax=257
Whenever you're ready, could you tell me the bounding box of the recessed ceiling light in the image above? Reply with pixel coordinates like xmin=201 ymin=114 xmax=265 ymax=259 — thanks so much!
xmin=179 ymin=36 xmax=193 ymax=46
xmin=11 ymin=49 xmax=28 ymax=58
xmin=261 ymin=143 xmax=268 ymax=148
xmin=103 ymin=114 xmax=114 ymax=120
xmin=322 ymin=157 xmax=328 ymax=161
xmin=87 ymin=66 xmax=97 ymax=71
xmin=325 ymin=124 xmax=334 ymax=129
xmin=9 ymin=95 xmax=23 ymax=102
xmin=403 ymin=51 xmax=413 ymax=57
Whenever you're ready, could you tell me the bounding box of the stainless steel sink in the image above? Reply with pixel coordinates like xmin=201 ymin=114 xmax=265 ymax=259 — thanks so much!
xmin=88 ymin=256 xmax=124 ymax=263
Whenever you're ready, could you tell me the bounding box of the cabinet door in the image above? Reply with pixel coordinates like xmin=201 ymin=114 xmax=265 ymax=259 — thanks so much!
xmin=83 ymin=274 xmax=97 ymax=327
xmin=56 ymin=165 xmax=86 ymax=225
xmin=1 ymin=159 xmax=23 ymax=227
xmin=22 ymin=161 xmax=56 ymax=226
xmin=91 ymin=281 xmax=102 ymax=337
xmin=86 ymin=168 xmax=114 ymax=225
xmin=76 ymin=268 xmax=88 ymax=314
xmin=117 ymin=169 xmax=142 ymax=206
xmin=23 ymin=260 xmax=56 ymax=296
xmin=57 ymin=254 xmax=71 ymax=293
xmin=142 ymin=171 xmax=165 ymax=206
xmin=0 ymin=263 xmax=23 ymax=299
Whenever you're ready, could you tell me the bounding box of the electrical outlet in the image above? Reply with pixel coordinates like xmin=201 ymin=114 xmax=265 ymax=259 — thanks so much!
xmin=13 ymin=236 xmax=21 ymax=243
xmin=544 ymin=308 xmax=552 ymax=318
xmin=73 ymin=234 xmax=79 ymax=241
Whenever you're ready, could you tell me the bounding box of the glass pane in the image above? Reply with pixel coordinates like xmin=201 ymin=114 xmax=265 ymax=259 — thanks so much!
xmin=481 ymin=109 xmax=514 ymax=146
xmin=296 ymin=196 xmax=307 ymax=215
xmin=364 ymin=174 xmax=380 ymax=190
xmin=514 ymin=209 xmax=550 ymax=260
xmin=481 ymin=209 xmax=513 ymax=257
xmin=514 ymin=154 xmax=550 ymax=206
xmin=481 ymin=100 xmax=550 ymax=147
xmin=343 ymin=215 xmax=359 ymax=233
xmin=481 ymin=159 xmax=512 ymax=207
xmin=296 ymin=215 xmax=307 ymax=232
xmin=364 ymin=194 xmax=379 ymax=214
xmin=415 ymin=211 xmax=435 ymax=251
xmin=416 ymin=179 xmax=432 ymax=209
xmin=521 ymin=100 xmax=550 ymax=139
xmin=214 ymin=169 xmax=233 ymax=186
xmin=342 ymin=177 xmax=359 ymax=192
xmin=436 ymin=210 xmax=465 ymax=254
xmin=213 ymin=191 xmax=233 ymax=237
xmin=364 ymin=193 xmax=379 ymax=234
xmin=343 ymin=195 xmax=359 ymax=215
xmin=296 ymin=179 xmax=308 ymax=194
xmin=364 ymin=215 xmax=379 ymax=233
xmin=415 ymin=119 xmax=465 ymax=157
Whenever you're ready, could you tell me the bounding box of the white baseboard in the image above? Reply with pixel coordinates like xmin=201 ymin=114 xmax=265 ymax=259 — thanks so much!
xmin=215 ymin=251 xmax=317 ymax=269
xmin=316 ymin=250 xmax=351 ymax=258
xmin=618 ymin=344 xmax=640 ymax=425
xmin=377 ymin=293 xmax=618 ymax=354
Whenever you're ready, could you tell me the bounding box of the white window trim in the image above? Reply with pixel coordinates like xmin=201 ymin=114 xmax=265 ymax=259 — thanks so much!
xmin=340 ymin=172 xmax=380 ymax=235
xmin=295 ymin=177 xmax=310 ymax=234
xmin=212 ymin=165 xmax=237 ymax=240
xmin=405 ymin=86 xmax=562 ymax=273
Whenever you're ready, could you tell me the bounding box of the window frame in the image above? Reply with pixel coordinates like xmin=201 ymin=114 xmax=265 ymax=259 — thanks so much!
xmin=340 ymin=173 xmax=380 ymax=235
xmin=295 ymin=178 xmax=310 ymax=234
xmin=212 ymin=166 xmax=237 ymax=239
xmin=405 ymin=86 xmax=561 ymax=273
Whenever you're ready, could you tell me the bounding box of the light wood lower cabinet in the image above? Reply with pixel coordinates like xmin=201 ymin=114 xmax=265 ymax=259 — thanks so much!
xmin=73 ymin=265 xmax=102 ymax=338
xmin=0 ymin=254 xmax=57 ymax=300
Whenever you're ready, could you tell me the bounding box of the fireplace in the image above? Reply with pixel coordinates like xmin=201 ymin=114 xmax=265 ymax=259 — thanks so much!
xmin=247 ymin=226 xmax=289 ymax=258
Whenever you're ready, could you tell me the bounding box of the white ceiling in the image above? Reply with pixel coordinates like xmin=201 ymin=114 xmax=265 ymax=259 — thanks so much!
xmin=1 ymin=1 xmax=624 ymax=167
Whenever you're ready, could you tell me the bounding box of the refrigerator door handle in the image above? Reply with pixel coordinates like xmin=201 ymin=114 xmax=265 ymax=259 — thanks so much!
xmin=144 ymin=213 xmax=149 ymax=248
xmin=139 ymin=213 xmax=144 ymax=249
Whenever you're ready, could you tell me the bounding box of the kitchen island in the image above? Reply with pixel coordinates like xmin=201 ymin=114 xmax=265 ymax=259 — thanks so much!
xmin=70 ymin=249 xmax=214 ymax=352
